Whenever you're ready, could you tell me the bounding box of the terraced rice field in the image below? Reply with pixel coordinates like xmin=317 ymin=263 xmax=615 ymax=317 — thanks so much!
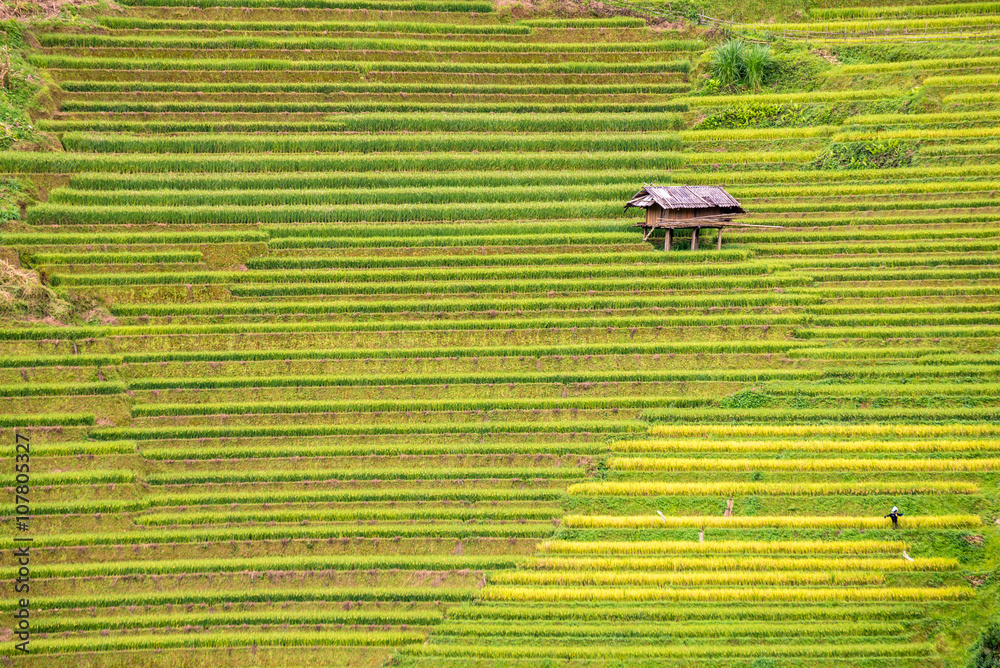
xmin=2 ymin=0 xmax=1000 ymax=665
xmin=692 ymin=0 xmax=1000 ymax=40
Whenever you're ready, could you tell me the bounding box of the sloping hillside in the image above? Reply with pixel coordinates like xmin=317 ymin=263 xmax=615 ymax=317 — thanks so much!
xmin=2 ymin=0 xmax=1000 ymax=666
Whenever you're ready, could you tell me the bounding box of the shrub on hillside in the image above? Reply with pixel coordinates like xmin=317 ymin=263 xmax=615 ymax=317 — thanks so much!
xmin=696 ymin=102 xmax=807 ymax=129
xmin=968 ymin=621 xmax=1000 ymax=668
xmin=814 ymin=139 xmax=918 ymax=170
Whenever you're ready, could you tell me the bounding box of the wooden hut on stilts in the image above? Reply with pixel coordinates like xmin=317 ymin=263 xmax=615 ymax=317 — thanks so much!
xmin=625 ymin=184 xmax=782 ymax=250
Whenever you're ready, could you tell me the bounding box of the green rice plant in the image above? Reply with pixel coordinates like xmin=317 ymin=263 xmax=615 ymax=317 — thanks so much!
xmin=15 ymin=470 xmax=135 ymax=485
xmin=30 ymin=251 xmax=203 ymax=264
xmin=0 ymin=354 xmax=124 ymax=368
xmin=14 ymin=554 xmax=520 ymax=579
xmin=0 ymin=413 xmax=94 ymax=426
xmin=130 ymin=397 xmax=694 ymax=419
xmin=43 ymin=111 xmax=688 ymax=134
xmin=0 ymin=522 xmax=555 ymax=550
xmin=144 ymin=466 xmax=584 ymax=485
xmin=607 ymin=456 xmax=1000 ymax=472
xmin=0 ymin=150 xmax=687 ymax=174
xmin=93 ymin=16 xmax=531 ymax=34
xmin=27 ymin=490 xmax=554 ymax=516
xmin=0 ymin=630 xmax=425 ymax=655
xmin=925 ymin=74 xmax=1000 ymax=88
xmin=140 ymin=443 xmax=599 ymax=459
xmin=812 ymin=2 xmax=1000 ymax=20
xmin=58 ymin=98 xmax=687 ymax=113
xmin=692 ymin=162 xmax=1000 ymax=181
xmin=53 ymin=80 xmax=691 ymax=94
xmin=747 ymin=13 xmax=1000 ymax=32
xmin=28 ymin=499 xmax=148 ymax=516
xmin=65 ymin=168 xmax=677 ymax=192
xmin=26 ymin=440 xmax=136 ymax=456
xmin=28 ymin=54 xmax=693 ymax=74
xmin=562 ymin=514 xmax=982 ymax=529
xmin=53 ymin=184 xmax=656 ymax=208
xmin=767 ymin=381 xmax=1000 ymax=397
xmin=47 ymin=67 xmax=669 ymax=85
xmin=136 ymin=505 xmax=561 ymax=525
xmin=681 ymin=89 xmax=890 ymax=108
xmin=121 ymin=486 xmax=563 ymax=506
xmin=107 ymin=287 xmax=786 ymax=317
xmin=538 ymin=540 xmax=907 ymax=555
xmin=839 ymin=56 xmax=1000 ymax=75
xmin=798 ymin=326 xmax=1000 ymax=340
xmin=26 ymin=200 xmax=637 ymax=226
xmin=481 ymin=586 xmax=972 ymax=603
xmin=848 ymin=109 xmax=1000 ymax=127
xmin=680 ymin=125 xmax=836 ymax=141
xmin=51 ymin=273 xmax=798 ymax=296
xmin=920 ymin=139 xmax=1000 ymax=155
xmin=93 ymin=421 xmax=643 ymax=443
xmin=684 ymin=149 xmax=818 ymax=164
xmin=59 ymin=28 xmax=695 ymax=51
xmin=36 ymin=607 xmax=443 ymax=633
xmin=567 ymin=481 xmax=978 ymax=496
xmin=0 ymin=381 xmax=126 ymax=397
xmin=2 ymin=230 xmax=265 ymax=244
xmin=835 ymin=127 xmax=1000 ymax=142
xmin=0 ymin=304 xmax=782 ymax=337
xmin=244 ymin=249 xmax=754 ymax=271
xmin=123 ymin=368 xmax=787 ymax=394
xmin=57 ymin=131 xmax=684 ymax=155
xmin=1 ymin=587 xmax=476 ymax=614
xmin=110 ymin=339 xmax=795 ymax=365
xmin=123 ymin=0 xmax=495 ymax=9
xmin=44 ymin=45 xmax=693 ymax=68
xmin=520 ymin=17 xmax=648 ymax=27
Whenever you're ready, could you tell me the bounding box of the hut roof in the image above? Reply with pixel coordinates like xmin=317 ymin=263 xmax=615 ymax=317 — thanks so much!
xmin=624 ymin=185 xmax=744 ymax=212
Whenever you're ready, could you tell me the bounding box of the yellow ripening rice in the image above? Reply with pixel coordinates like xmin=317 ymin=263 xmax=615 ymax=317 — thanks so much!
xmin=563 ymin=514 xmax=982 ymax=529
xmin=613 ymin=439 xmax=1000 ymax=453
xmin=481 ymin=585 xmax=973 ymax=603
xmin=607 ymin=457 xmax=1000 ymax=472
xmin=539 ymin=539 xmax=907 ymax=555
xmin=527 ymin=556 xmax=957 ymax=572
xmin=567 ymin=481 xmax=978 ymax=496
xmin=491 ymin=570 xmax=885 ymax=586
xmin=648 ymin=425 xmax=1000 ymax=438
xmin=403 ymin=640 xmax=937 ymax=659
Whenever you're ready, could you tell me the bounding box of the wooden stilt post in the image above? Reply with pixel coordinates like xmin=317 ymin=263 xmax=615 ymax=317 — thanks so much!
xmin=716 ymin=227 xmax=723 ymax=250
xmin=691 ymin=228 xmax=699 ymax=251
xmin=665 ymin=229 xmax=672 ymax=252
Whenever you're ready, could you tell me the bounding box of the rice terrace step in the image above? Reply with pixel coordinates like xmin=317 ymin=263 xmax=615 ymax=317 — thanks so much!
xmin=1 ymin=0 xmax=1000 ymax=665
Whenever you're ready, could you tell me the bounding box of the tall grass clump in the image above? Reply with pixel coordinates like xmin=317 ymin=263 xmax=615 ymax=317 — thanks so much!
xmin=710 ymin=39 xmax=745 ymax=89
xmin=744 ymin=44 xmax=773 ymax=91
xmin=708 ymin=40 xmax=776 ymax=91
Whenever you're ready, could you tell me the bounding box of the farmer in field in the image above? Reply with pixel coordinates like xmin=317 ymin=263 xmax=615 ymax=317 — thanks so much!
xmin=884 ymin=506 xmax=903 ymax=528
